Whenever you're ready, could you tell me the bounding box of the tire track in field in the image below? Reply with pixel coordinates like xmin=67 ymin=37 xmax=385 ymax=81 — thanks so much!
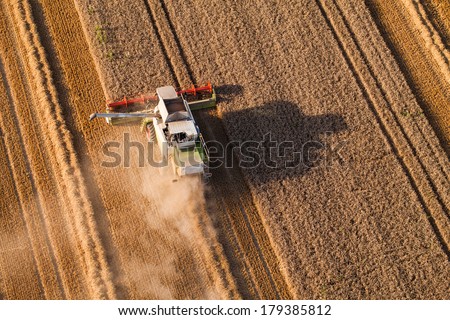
xmin=316 ymin=0 xmax=450 ymax=259
xmin=158 ymin=0 xmax=197 ymax=86
xmin=366 ymin=0 xmax=450 ymax=164
xmin=7 ymin=0 xmax=116 ymax=298
xmin=334 ymin=0 xmax=450 ymax=214
xmin=329 ymin=0 xmax=449 ymax=217
xmin=144 ymin=0 xmax=292 ymax=299
xmin=142 ymin=0 xmax=179 ymax=87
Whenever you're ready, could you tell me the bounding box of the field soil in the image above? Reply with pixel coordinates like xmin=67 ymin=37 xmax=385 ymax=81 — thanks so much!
xmin=0 ymin=0 xmax=449 ymax=299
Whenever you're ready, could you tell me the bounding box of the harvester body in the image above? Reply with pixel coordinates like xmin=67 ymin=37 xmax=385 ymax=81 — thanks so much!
xmin=151 ymin=86 xmax=206 ymax=177
xmin=90 ymin=84 xmax=215 ymax=179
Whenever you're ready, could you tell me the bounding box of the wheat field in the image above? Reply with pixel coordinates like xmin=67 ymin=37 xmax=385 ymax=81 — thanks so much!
xmin=0 ymin=0 xmax=448 ymax=299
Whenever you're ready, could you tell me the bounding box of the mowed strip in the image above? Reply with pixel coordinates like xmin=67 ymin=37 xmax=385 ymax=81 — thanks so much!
xmin=0 ymin=64 xmax=47 ymax=299
xmin=41 ymin=0 xmax=232 ymax=299
xmin=0 ymin=3 xmax=76 ymax=299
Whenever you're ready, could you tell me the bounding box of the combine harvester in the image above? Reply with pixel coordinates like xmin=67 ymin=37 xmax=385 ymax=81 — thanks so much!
xmin=90 ymin=83 xmax=216 ymax=180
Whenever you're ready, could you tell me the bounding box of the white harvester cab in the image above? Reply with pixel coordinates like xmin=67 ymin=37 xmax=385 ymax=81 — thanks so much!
xmin=151 ymin=86 xmax=206 ymax=177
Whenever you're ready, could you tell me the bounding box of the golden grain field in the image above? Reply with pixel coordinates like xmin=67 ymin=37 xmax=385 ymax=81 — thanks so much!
xmin=0 ymin=0 xmax=448 ymax=299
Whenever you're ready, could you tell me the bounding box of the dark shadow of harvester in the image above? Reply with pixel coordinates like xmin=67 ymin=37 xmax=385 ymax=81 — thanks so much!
xmin=211 ymin=101 xmax=348 ymax=184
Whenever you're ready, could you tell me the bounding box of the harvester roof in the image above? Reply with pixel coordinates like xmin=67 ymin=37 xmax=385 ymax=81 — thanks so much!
xmin=167 ymin=121 xmax=197 ymax=137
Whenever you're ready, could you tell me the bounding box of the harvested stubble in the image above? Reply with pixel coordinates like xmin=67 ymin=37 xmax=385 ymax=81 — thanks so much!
xmin=0 ymin=0 xmax=115 ymax=299
xmin=0 ymin=69 xmax=46 ymax=299
xmin=76 ymin=0 xmax=450 ymax=299
xmin=0 ymin=2 xmax=82 ymax=299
